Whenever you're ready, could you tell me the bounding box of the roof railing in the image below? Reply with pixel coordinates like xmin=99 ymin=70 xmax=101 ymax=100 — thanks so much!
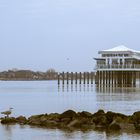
xmin=95 ymin=64 xmax=140 ymax=70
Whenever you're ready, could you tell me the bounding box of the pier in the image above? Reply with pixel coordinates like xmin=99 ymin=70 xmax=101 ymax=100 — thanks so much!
xmin=58 ymin=46 xmax=140 ymax=88
xmin=57 ymin=72 xmax=95 ymax=85
xmin=94 ymin=45 xmax=140 ymax=88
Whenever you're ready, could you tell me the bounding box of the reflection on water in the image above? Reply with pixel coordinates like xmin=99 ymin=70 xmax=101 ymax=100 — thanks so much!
xmin=58 ymin=83 xmax=94 ymax=93
xmin=1 ymin=124 xmax=140 ymax=140
xmin=0 ymin=81 xmax=140 ymax=140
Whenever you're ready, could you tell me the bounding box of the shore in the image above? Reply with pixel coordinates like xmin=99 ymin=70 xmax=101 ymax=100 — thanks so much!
xmin=1 ymin=110 xmax=140 ymax=133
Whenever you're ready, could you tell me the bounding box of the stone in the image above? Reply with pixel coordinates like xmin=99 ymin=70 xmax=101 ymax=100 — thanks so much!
xmin=28 ymin=114 xmax=46 ymax=125
xmin=47 ymin=113 xmax=60 ymax=121
xmin=59 ymin=110 xmax=77 ymax=119
xmin=1 ymin=117 xmax=17 ymax=124
xmin=108 ymin=121 xmax=121 ymax=131
xmin=78 ymin=111 xmax=92 ymax=118
xmin=93 ymin=110 xmax=105 ymax=117
xmin=16 ymin=116 xmax=27 ymax=124
xmin=67 ymin=119 xmax=80 ymax=128
xmin=131 ymin=111 xmax=140 ymax=123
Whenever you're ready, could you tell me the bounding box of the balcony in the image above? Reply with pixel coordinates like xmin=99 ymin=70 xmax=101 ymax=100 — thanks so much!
xmin=95 ymin=64 xmax=140 ymax=71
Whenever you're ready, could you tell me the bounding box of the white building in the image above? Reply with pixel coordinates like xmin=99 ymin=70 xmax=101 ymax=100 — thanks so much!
xmin=95 ymin=45 xmax=140 ymax=71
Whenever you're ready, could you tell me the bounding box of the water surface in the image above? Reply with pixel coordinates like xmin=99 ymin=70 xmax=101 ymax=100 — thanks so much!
xmin=0 ymin=81 xmax=140 ymax=140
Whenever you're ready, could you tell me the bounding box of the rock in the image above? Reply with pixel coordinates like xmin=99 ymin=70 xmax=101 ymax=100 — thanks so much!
xmin=67 ymin=119 xmax=81 ymax=128
xmin=108 ymin=121 xmax=121 ymax=131
xmin=131 ymin=111 xmax=140 ymax=123
xmin=92 ymin=110 xmax=108 ymax=127
xmin=45 ymin=120 xmax=58 ymax=128
xmin=78 ymin=111 xmax=92 ymax=118
xmin=47 ymin=113 xmax=60 ymax=121
xmin=106 ymin=111 xmax=127 ymax=124
xmin=16 ymin=116 xmax=27 ymax=124
xmin=59 ymin=110 xmax=77 ymax=119
xmin=134 ymin=123 xmax=140 ymax=130
xmin=28 ymin=114 xmax=46 ymax=125
xmin=61 ymin=118 xmax=71 ymax=124
xmin=1 ymin=117 xmax=17 ymax=124
xmin=93 ymin=110 xmax=105 ymax=117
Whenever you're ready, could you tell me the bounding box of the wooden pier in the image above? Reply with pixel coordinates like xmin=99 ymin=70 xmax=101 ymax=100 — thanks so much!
xmin=57 ymin=72 xmax=95 ymax=85
xmin=95 ymin=71 xmax=139 ymax=87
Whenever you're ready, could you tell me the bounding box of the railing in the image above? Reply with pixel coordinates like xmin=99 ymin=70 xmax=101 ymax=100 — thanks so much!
xmin=95 ymin=64 xmax=140 ymax=70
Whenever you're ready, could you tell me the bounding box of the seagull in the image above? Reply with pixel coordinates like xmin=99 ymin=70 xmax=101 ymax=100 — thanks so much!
xmin=1 ymin=108 xmax=13 ymax=118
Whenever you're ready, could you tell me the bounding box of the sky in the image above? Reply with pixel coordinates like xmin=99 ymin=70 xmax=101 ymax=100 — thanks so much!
xmin=0 ymin=0 xmax=140 ymax=72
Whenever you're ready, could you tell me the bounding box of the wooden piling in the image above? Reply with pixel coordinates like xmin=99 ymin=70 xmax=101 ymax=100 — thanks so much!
xmin=71 ymin=72 xmax=73 ymax=84
xmin=58 ymin=73 xmax=60 ymax=85
xmin=66 ymin=72 xmax=69 ymax=85
xmin=87 ymin=72 xmax=89 ymax=84
xmin=62 ymin=72 xmax=65 ymax=85
xmin=79 ymin=72 xmax=82 ymax=84
xmin=83 ymin=72 xmax=86 ymax=84
xmin=75 ymin=72 xmax=77 ymax=84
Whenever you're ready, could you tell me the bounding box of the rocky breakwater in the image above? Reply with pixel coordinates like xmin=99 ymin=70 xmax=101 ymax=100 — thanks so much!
xmin=1 ymin=110 xmax=140 ymax=132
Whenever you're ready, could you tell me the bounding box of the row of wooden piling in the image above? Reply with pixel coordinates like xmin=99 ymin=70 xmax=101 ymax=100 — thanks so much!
xmin=95 ymin=71 xmax=138 ymax=87
xmin=58 ymin=72 xmax=95 ymax=85
xmin=58 ymin=71 xmax=140 ymax=87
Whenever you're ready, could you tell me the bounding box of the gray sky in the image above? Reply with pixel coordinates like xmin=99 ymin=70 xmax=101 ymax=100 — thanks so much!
xmin=0 ymin=0 xmax=140 ymax=72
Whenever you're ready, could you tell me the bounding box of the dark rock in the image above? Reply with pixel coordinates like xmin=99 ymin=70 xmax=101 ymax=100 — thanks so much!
xmin=92 ymin=110 xmax=108 ymax=127
xmin=61 ymin=118 xmax=71 ymax=124
xmin=1 ymin=117 xmax=17 ymax=124
xmin=16 ymin=116 xmax=27 ymax=124
xmin=28 ymin=114 xmax=46 ymax=125
xmin=47 ymin=113 xmax=60 ymax=121
xmin=131 ymin=111 xmax=140 ymax=123
xmin=78 ymin=111 xmax=92 ymax=118
xmin=108 ymin=121 xmax=121 ymax=131
xmin=67 ymin=119 xmax=81 ymax=128
xmin=44 ymin=120 xmax=58 ymax=128
xmin=92 ymin=115 xmax=108 ymax=126
xmin=59 ymin=110 xmax=77 ymax=119
xmin=93 ymin=110 xmax=105 ymax=117
xmin=106 ymin=111 xmax=127 ymax=124
xmin=134 ymin=123 xmax=140 ymax=130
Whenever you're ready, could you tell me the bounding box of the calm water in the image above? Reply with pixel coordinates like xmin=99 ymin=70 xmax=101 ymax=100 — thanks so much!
xmin=0 ymin=81 xmax=140 ymax=140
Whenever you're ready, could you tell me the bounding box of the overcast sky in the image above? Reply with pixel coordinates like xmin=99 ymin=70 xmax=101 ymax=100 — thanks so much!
xmin=0 ymin=0 xmax=140 ymax=72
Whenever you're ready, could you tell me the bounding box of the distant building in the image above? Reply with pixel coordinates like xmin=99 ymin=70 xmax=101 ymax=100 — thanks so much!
xmin=94 ymin=45 xmax=140 ymax=87
xmin=95 ymin=45 xmax=140 ymax=71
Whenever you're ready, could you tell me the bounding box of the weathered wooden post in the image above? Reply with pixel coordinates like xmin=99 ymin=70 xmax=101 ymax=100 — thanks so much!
xmin=83 ymin=72 xmax=86 ymax=84
xmin=79 ymin=72 xmax=82 ymax=84
xmin=71 ymin=72 xmax=73 ymax=84
xmin=91 ymin=72 xmax=93 ymax=84
xmin=87 ymin=72 xmax=89 ymax=84
xmin=62 ymin=72 xmax=65 ymax=85
xmin=75 ymin=72 xmax=78 ymax=84
xmin=58 ymin=73 xmax=60 ymax=85
xmin=66 ymin=72 xmax=69 ymax=85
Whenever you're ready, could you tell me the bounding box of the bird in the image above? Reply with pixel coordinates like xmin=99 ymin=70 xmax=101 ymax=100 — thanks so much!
xmin=1 ymin=108 xmax=13 ymax=118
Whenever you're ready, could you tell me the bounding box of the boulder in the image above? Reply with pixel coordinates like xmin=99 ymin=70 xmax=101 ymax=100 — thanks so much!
xmin=67 ymin=119 xmax=81 ymax=128
xmin=93 ymin=110 xmax=105 ymax=117
xmin=16 ymin=116 xmax=27 ymax=124
xmin=131 ymin=111 xmax=140 ymax=123
xmin=78 ymin=111 xmax=92 ymax=118
xmin=59 ymin=110 xmax=77 ymax=119
xmin=1 ymin=117 xmax=17 ymax=124
xmin=47 ymin=113 xmax=60 ymax=121
xmin=28 ymin=114 xmax=46 ymax=125
xmin=44 ymin=120 xmax=58 ymax=128
xmin=106 ymin=111 xmax=127 ymax=124
xmin=108 ymin=121 xmax=121 ymax=131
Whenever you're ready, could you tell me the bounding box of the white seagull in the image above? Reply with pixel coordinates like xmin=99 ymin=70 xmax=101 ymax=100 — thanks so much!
xmin=1 ymin=108 xmax=13 ymax=118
